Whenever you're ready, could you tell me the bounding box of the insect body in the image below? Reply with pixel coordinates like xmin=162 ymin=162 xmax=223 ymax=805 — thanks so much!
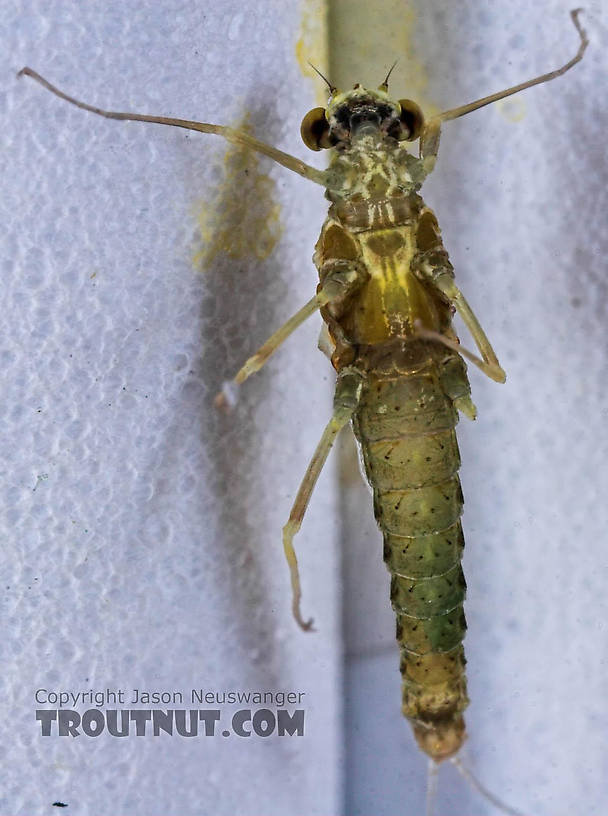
xmin=287 ymin=13 xmax=585 ymax=764
xmin=18 ymin=8 xmax=587 ymax=807
xmin=310 ymin=90 xmax=476 ymax=758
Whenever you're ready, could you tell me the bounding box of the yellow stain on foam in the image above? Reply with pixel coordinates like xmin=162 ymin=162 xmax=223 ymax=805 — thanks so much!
xmin=296 ymin=0 xmax=330 ymax=106
xmin=193 ymin=112 xmax=283 ymax=269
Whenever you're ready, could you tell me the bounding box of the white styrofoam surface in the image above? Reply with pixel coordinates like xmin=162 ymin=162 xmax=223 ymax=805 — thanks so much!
xmin=3 ymin=2 xmax=340 ymax=815
xmin=338 ymin=2 xmax=608 ymax=815
xmin=5 ymin=1 xmax=608 ymax=815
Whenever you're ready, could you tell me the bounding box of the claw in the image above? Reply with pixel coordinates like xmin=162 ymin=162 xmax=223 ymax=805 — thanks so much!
xmin=213 ymin=380 xmax=239 ymax=413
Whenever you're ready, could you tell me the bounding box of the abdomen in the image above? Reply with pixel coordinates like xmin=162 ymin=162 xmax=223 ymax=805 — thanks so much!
xmin=352 ymin=341 xmax=471 ymax=760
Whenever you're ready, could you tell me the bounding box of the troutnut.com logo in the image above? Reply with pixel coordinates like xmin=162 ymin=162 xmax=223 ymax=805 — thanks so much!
xmin=35 ymin=688 xmax=306 ymax=738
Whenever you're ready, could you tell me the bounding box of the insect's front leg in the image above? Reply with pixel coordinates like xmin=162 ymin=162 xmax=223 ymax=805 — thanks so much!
xmin=418 ymin=11 xmax=587 ymax=176
xmin=18 ymin=68 xmax=332 ymax=189
xmin=419 ymin=118 xmax=442 ymax=174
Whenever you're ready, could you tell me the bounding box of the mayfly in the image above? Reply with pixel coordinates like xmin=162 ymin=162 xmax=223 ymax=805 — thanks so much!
xmin=19 ymin=10 xmax=588 ymax=813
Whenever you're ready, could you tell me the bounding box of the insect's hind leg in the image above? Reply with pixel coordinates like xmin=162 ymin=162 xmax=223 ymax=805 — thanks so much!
xmin=283 ymin=367 xmax=364 ymax=631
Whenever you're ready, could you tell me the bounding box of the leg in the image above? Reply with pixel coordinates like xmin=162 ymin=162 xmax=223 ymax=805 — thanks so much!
xmin=419 ymin=118 xmax=442 ymax=173
xmin=433 ymin=9 xmax=587 ymax=128
xmin=419 ymin=10 xmax=587 ymax=172
xmin=214 ymin=292 xmax=329 ymax=410
xmin=415 ymin=270 xmax=506 ymax=384
xmin=215 ymin=264 xmax=367 ymax=409
xmin=17 ymin=68 xmax=329 ymax=188
xmin=283 ymin=368 xmax=364 ymax=630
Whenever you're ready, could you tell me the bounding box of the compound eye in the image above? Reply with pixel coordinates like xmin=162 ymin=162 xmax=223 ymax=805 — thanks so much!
xmin=396 ymin=99 xmax=424 ymax=141
xmin=300 ymin=107 xmax=332 ymax=151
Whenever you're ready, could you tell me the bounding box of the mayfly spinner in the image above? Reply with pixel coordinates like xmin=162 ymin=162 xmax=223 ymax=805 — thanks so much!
xmin=19 ymin=10 xmax=587 ymax=813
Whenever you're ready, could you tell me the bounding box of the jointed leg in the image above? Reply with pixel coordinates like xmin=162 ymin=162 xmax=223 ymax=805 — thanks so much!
xmin=419 ymin=118 xmax=442 ymax=172
xmin=283 ymin=368 xmax=364 ymax=630
xmin=214 ymin=291 xmax=330 ymax=410
xmin=215 ymin=264 xmax=367 ymax=409
xmin=435 ymin=10 xmax=587 ymax=125
xmin=415 ymin=13 xmax=587 ymax=382
xmin=419 ymin=10 xmax=587 ymax=170
xmin=415 ymin=271 xmax=506 ymax=384
xmin=17 ymin=67 xmax=329 ymax=188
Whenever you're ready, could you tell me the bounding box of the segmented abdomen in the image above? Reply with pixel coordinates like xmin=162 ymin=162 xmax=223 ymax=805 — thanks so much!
xmin=352 ymin=343 xmax=471 ymax=761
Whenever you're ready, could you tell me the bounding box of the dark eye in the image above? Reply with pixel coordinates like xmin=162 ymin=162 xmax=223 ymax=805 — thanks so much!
xmin=396 ymin=99 xmax=425 ymax=141
xmin=300 ymin=107 xmax=332 ymax=151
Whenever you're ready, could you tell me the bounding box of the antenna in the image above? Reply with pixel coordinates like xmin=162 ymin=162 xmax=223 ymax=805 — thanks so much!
xmin=379 ymin=60 xmax=399 ymax=92
xmin=307 ymin=61 xmax=337 ymax=95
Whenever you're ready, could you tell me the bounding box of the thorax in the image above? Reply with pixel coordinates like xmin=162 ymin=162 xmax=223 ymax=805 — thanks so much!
xmin=315 ymin=140 xmax=449 ymax=347
xmin=326 ymin=137 xmax=426 ymax=233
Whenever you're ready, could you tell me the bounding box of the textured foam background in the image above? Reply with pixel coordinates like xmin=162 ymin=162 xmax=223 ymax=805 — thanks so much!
xmin=4 ymin=1 xmax=608 ymax=815
xmin=3 ymin=2 xmax=339 ymax=815
xmin=334 ymin=2 xmax=608 ymax=815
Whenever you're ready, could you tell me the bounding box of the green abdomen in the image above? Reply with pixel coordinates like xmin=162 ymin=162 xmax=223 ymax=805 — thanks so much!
xmin=351 ymin=346 xmax=471 ymax=760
